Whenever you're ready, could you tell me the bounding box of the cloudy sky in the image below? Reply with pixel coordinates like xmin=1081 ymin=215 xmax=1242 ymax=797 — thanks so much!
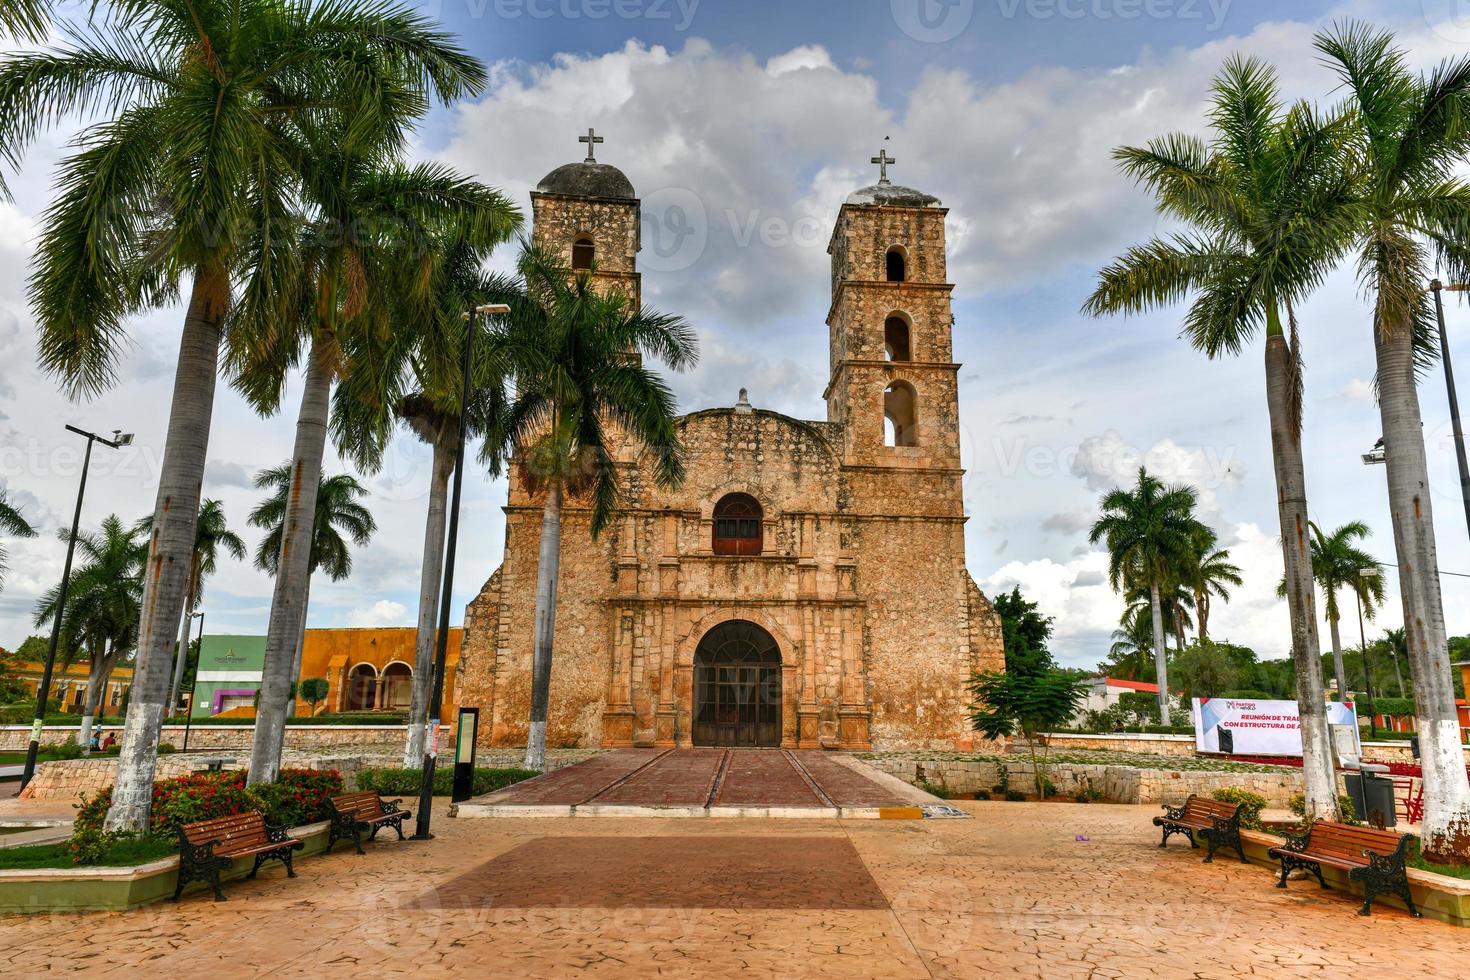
xmin=5 ymin=0 xmax=1470 ymax=669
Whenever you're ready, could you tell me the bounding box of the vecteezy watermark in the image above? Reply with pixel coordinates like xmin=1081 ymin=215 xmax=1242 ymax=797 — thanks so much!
xmin=1421 ymin=0 xmax=1470 ymax=45
xmin=891 ymin=0 xmax=976 ymax=43
xmin=892 ymin=0 xmax=1231 ymax=42
xmin=639 ymin=187 xmax=709 ymax=273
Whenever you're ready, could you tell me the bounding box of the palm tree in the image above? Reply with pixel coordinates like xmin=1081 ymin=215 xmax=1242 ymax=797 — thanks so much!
xmin=1088 ymin=468 xmax=1199 ymax=725
xmin=138 ymin=500 xmax=247 ymax=714
xmin=230 ymin=112 xmax=516 ymax=785
xmin=493 ymin=247 xmax=698 ymax=771
xmin=1382 ymin=627 xmax=1409 ymax=699
xmin=0 ymin=0 xmax=486 ymax=833
xmin=0 ymin=487 xmax=37 ymax=589
xmin=33 ymin=515 xmax=146 ymax=751
xmin=248 ymin=465 xmax=377 ymax=701
xmin=1316 ymin=22 xmax=1470 ymax=861
xmin=0 ymin=0 xmax=47 ymax=41
xmin=1180 ymin=527 xmax=1241 ymax=644
xmin=1123 ymin=581 xmax=1194 ymax=652
xmin=332 ymin=233 xmax=522 ymax=766
xmin=1106 ymin=607 xmax=1157 ymax=682
xmin=1277 ymin=521 xmax=1385 ymax=701
xmin=1085 ymin=57 xmax=1353 ymax=819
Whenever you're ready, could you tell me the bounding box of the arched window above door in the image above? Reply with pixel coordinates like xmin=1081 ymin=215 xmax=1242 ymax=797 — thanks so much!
xmin=712 ymin=493 xmax=763 ymax=556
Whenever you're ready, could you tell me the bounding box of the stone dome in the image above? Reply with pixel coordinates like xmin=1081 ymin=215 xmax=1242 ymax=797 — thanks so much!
xmin=845 ymin=182 xmax=941 ymax=207
xmin=536 ymin=161 xmax=636 ymax=200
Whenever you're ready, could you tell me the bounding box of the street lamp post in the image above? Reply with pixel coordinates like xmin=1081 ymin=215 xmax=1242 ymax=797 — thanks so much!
xmin=1430 ymin=279 xmax=1470 ymax=540
xmin=1356 ymin=568 xmax=1380 ymax=740
xmin=20 ymin=426 xmax=133 ymax=789
xmin=412 ymin=302 xmax=510 ymax=840
xmin=182 ymin=611 xmax=203 ymax=752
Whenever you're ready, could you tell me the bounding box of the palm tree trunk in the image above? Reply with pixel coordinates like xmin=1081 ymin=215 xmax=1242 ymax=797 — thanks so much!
xmin=1148 ymin=581 xmax=1171 ymax=725
xmin=1326 ymin=601 xmax=1348 ymax=701
xmin=168 ymin=569 xmax=199 ymax=714
xmin=249 ymin=333 xmax=332 ymax=786
xmin=1263 ymin=326 xmax=1338 ymax=821
xmin=1375 ymin=315 xmax=1470 ymax=862
xmin=1196 ymin=590 xmax=1210 ymax=644
xmin=404 ymin=435 xmax=454 ymax=766
xmin=1391 ymin=653 xmax=1406 ymax=699
xmin=524 ymin=480 xmax=563 ymax=771
xmin=291 ymin=576 xmax=311 ymax=696
xmin=104 ymin=269 xmax=224 ymax=833
xmin=79 ymin=642 xmax=104 ymax=755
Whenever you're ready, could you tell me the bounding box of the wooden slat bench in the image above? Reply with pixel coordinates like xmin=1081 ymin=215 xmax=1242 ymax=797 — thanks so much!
xmin=1268 ymin=820 xmax=1422 ymax=917
xmin=174 ymin=812 xmax=303 ymax=901
xmin=1152 ymin=794 xmax=1246 ymax=863
xmin=326 ymin=791 xmax=411 ymax=855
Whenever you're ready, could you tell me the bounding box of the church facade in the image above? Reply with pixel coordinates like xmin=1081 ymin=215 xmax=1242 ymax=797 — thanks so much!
xmin=456 ymin=138 xmax=1005 ymax=752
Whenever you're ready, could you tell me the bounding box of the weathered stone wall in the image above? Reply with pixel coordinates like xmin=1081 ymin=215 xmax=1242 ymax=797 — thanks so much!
xmin=530 ymin=190 xmax=640 ymax=306
xmin=0 ymin=725 xmax=425 ymax=754
xmin=1042 ymin=731 xmax=1470 ymax=766
xmin=864 ymin=756 xmax=1330 ymax=807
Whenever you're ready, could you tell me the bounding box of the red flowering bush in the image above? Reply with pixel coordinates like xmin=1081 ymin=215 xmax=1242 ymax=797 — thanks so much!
xmin=73 ymin=768 xmax=344 ymax=842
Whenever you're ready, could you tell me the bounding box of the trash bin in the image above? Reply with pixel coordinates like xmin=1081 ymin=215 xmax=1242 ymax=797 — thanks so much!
xmin=1346 ymin=771 xmax=1396 ymax=829
xmin=1410 ymin=734 xmax=1420 ymax=759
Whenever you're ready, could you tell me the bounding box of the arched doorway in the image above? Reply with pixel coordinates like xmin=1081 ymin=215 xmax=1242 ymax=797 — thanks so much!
xmin=380 ymin=662 xmax=413 ymax=710
xmin=345 ymin=663 xmax=377 ymax=712
xmin=692 ymin=620 xmax=781 ymax=747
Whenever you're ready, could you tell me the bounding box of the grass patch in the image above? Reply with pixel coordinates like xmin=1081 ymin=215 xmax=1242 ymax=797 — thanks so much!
xmin=355 ymin=765 xmax=539 ymax=797
xmin=1411 ymin=857 xmax=1470 ymax=880
xmin=0 ymin=836 xmax=175 ymax=871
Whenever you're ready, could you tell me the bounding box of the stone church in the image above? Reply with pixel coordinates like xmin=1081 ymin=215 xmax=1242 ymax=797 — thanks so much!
xmin=457 ymin=135 xmax=1004 ymax=751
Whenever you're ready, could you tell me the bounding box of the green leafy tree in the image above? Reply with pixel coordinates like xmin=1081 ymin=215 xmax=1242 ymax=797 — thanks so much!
xmin=1085 ymin=55 xmax=1352 ymax=822
xmin=492 ymin=246 xmax=698 ymax=771
xmin=1103 ymin=607 xmax=1156 ymax=682
xmin=993 ymin=587 xmax=1055 ymax=677
xmin=1117 ymin=689 xmax=1161 ymax=726
xmin=0 ymin=0 xmax=47 ymax=41
xmin=0 ymin=486 xmax=37 ymax=590
xmin=1169 ymin=640 xmax=1241 ymax=701
xmin=0 ymin=0 xmax=487 ymax=834
xmin=968 ymin=670 xmax=1088 ymax=798
xmin=1089 ymin=467 xmax=1199 ymax=723
xmin=1180 ymin=528 xmax=1241 ymax=643
xmin=1316 ymin=22 xmax=1470 ymax=861
xmin=298 ymin=677 xmax=330 ymax=717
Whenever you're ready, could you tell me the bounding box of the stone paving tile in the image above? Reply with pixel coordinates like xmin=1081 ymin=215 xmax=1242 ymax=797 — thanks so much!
xmin=2 ymin=800 xmax=1465 ymax=977
xmin=473 ymin=748 xmax=661 ymax=805
xmin=591 ymin=748 xmax=725 ymax=806
xmin=713 ymin=750 xmax=819 ymax=806
xmin=790 ymin=750 xmax=910 ymax=806
xmin=420 ymin=835 xmax=888 ymax=909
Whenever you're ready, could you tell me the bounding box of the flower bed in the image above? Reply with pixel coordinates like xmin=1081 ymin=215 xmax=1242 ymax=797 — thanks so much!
xmin=72 ymin=768 xmax=344 ymax=839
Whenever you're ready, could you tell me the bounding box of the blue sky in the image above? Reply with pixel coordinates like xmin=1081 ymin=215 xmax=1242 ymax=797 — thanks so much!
xmin=5 ymin=0 xmax=1470 ymax=669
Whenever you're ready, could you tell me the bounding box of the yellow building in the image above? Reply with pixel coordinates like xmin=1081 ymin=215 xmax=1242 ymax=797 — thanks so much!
xmin=11 ymin=660 xmax=134 ymax=713
xmin=295 ymin=627 xmax=461 ymax=719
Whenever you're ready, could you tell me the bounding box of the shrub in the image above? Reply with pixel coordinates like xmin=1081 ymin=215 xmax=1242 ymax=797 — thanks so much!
xmin=971 ymin=789 xmax=991 ymax=800
xmin=355 ymin=766 xmax=539 ymax=798
xmin=1074 ymin=777 xmax=1104 ymax=803
xmin=1286 ymin=792 xmax=1356 ymax=825
xmin=72 ymin=768 xmax=344 ymax=841
xmin=64 ymin=826 xmax=121 ymax=865
xmin=991 ymin=763 xmax=1011 ymax=797
xmin=48 ymin=737 xmax=83 ymax=761
xmin=919 ymin=781 xmax=954 ymax=800
xmin=1003 ymin=790 xmax=1026 ymax=802
xmin=1039 ymin=777 xmax=1058 ymax=800
xmin=1210 ymin=788 xmax=1269 ymax=830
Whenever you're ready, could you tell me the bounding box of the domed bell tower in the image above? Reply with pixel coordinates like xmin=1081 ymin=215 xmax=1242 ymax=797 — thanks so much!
xmin=531 ymin=128 xmax=641 ymax=308
xmin=824 ymin=148 xmax=963 ymax=518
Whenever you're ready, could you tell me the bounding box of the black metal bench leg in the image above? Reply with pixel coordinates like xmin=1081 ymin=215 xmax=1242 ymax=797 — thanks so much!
xmin=1158 ymin=825 xmax=1170 ymax=848
xmin=352 ymin=824 xmax=365 ymax=856
xmin=393 ymin=819 xmax=405 ymax=840
xmin=283 ymin=848 xmax=297 ymax=879
xmin=1398 ymin=882 xmax=1422 ymax=918
xmin=208 ymin=866 xmax=227 ymax=902
xmin=172 ymin=870 xmax=189 ymax=902
xmin=249 ymin=854 xmax=264 ymax=879
xmin=1276 ymin=860 xmax=1291 ymax=889
xmin=1203 ymin=832 xmax=1217 ymax=864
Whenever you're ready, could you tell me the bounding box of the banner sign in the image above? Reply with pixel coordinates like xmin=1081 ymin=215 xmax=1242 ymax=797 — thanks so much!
xmin=1192 ymin=698 xmax=1360 ymax=756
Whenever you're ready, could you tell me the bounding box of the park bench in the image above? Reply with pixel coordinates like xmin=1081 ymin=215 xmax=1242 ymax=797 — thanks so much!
xmin=1268 ymin=820 xmax=1421 ymax=918
xmin=1153 ymin=794 xmax=1246 ymax=863
xmin=325 ymin=791 xmax=411 ymax=855
xmin=174 ymin=812 xmax=303 ymax=902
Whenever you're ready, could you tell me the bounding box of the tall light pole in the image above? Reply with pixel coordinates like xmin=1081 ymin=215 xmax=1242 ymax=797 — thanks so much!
xmin=1356 ymin=567 xmax=1380 ymax=739
xmin=1430 ymin=279 xmax=1470 ymax=540
xmin=182 ymin=610 xmax=203 ymax=752
xmin=21 ymin=425 xmax=133 ymax=789
xmin=412 ymin=302 xmax=510 ymax=840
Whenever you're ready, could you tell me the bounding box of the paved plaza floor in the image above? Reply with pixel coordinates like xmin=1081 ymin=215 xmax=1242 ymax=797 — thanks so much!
xmin=458 ymin=748 xmax=928 ymax=815
xmin=2 ymin=799 xmax=1464 ymax=977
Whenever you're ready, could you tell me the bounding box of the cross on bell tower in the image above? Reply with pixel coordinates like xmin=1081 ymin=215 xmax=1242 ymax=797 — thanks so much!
xmin=870 ymin=148 xmax=896 ymax=186
xmin=580 ymin=127 xmax=604 ymax=163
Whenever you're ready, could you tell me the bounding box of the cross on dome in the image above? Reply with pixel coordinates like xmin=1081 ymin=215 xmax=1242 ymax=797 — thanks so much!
xmin=579 ymin=127 xmax=605 ymax=163
xmin=870 ymin=148 xmax=896 ymax=186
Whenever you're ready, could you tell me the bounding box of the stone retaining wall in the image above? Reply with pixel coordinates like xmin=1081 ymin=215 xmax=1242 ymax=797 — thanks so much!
xmin=1040 ymin=731 xmax=1470 ymax=767
xmin=864 ymin=756 xmax=1323 ymax=807
xmin=0 ymin=724 xmax=435 ymax=753
xmin=17 ymin=748 xmax=601 ymax=803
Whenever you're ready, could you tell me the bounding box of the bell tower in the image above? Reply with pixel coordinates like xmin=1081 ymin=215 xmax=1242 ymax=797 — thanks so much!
xmin=530 ymin=128 xmax=641 ymax=307
xmin=825 ymin=150 xmax=963 ymax=509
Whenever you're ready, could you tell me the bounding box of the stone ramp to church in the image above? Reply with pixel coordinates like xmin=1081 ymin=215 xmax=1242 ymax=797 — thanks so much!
xmin=454 ymin=748 xmax=960 ymax=819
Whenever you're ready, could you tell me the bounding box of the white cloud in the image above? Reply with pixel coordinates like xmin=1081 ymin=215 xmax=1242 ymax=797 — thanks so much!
xmin=346 ymin=600 xmax=408 ymax=629
xmin=1342 ymin=378 xmax=1374 ymax=402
